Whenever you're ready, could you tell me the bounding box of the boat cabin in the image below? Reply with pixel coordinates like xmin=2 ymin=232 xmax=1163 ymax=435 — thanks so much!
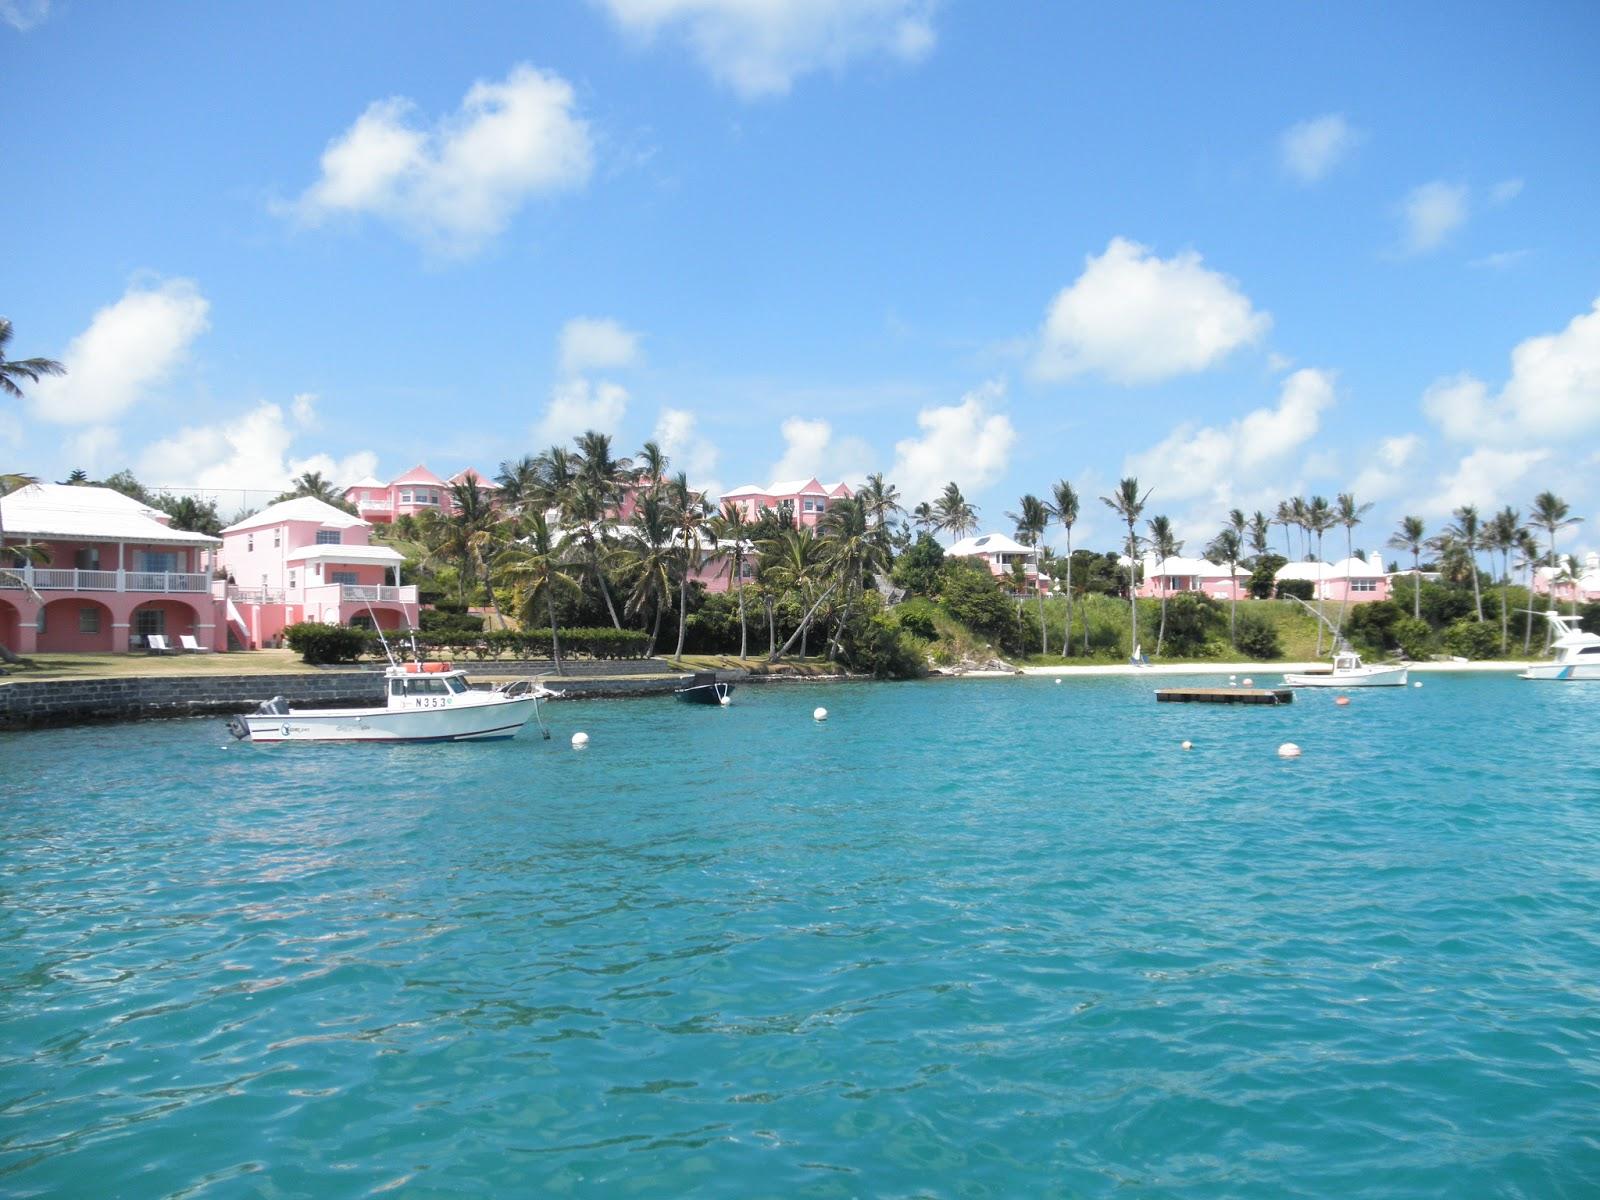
xmin=385 ymin=664 xmax=472 ymax=708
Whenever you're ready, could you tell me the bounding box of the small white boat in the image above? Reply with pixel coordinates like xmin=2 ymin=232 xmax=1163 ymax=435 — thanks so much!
xmin=228 ymin=662 xmax=551 ymax=743
xmin=1521 ymin=612 xmax=1600 ymax=681
xmin=1283 ymin=650 xmax=1408 ymax=688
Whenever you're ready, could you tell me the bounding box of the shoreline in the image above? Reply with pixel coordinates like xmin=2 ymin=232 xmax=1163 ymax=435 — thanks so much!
xmin=1017 ymin=660 xmax=1534 ymax=678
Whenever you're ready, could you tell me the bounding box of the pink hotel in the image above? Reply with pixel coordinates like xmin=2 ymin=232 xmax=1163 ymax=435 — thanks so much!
xmin=343 ymin=465 xmax=498 ymax=525
xmin=721 ymin=478 xmax=853 ymax=527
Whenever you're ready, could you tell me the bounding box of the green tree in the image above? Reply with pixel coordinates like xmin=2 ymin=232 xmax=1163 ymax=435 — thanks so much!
xmin=1101 ymin=477 xmax=1151 ymax=657
xmin=1531 ymin=491 xmax=1582 ymax=637
xmin=668 ymin=474 xmax=712 ymax=660
xmin=0 ymin=319 xmax=65 ymax=400
xmin=1207 ymin=526 xmax=1245 ymax=649
xmin=1146 ymin=514 xmax=1180 ymax=657
xmin=859 ymin=472 xmax=903 ymax=560
xmin=615 ymin=488 xmax=676 ymax=655
xmin=819 ymin=496 xmax=886 ymax=661
xmin=498 ymin=512 xmax=582 ymax=672
xmin=1007 ymin=493 xmax=1051 ymax=654
xmin=933 ymin=481 xmax=979 ymax=543
xmin=1047 ymin=480 xmax=1082 ymax=655
xmin=1333 ymin=492 xmax=1373 ymax=637
xmin=1387 ymin=516 xmax=1427 ymax=621
xmin=154 ymin=493 xmax=223 ymax=536
xmin=1483 ymin=506 xmax=1523 ymax=653
xmin=707 ymin=501 xmax=753 ymax=658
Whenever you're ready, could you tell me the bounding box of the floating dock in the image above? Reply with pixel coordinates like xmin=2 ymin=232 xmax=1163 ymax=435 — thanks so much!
xmin=1155 ymin=688 xmax=1294 ymax=705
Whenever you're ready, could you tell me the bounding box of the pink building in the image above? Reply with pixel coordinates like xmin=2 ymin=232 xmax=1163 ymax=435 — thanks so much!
xmin=1 ymin=483 xmax=227 ymax=654
xmin=218 ymin=497 xmax=418 ymax=648
xmin=947 ymin=532 xmax=1048 ymax=595
xmin=1275 ymin=553 xmax=1390 ymax=603
xmin=720 ymin=478 xmax=852 ymax=528
xmin=1534 ymin=552 xmax=1600 ymax=603
xmin=343 ymin=465 xmax=498 ymax=525
xmin=1137 ymin=554 xmax=1251 ymax=601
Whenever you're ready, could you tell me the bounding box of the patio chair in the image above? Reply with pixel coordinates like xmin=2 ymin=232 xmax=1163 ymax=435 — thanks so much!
xmin=145 ymin=634 xmax=174 ymax=655
xmin=178 ymin=634 xmax=212 ymax=653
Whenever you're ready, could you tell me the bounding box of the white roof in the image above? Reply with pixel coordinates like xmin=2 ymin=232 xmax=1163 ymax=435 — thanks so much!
xmin=222 ymin=496 xmax=367 ymax=534
xmin=722 ymin=484 xmax=766 ymax=498
xmin=1327 ymin=555 xmax=1385 ymax=579
xmin=345 ymin=475 xmax=386 ymax=491
xmin=766 ymin=478 xmax=827 ymax=496
xmin=0 ymin=483 xmax=220 ymax=546
xmin=1275 ymin=561 xmax=1330 ymax=581
xmin=1148 ymin=554 xmax=1244 ymax=579
xmin=948 ymin=532 xmax=1035 ymax=557
xmin=284 ymin=543 xmax=405 ymax=565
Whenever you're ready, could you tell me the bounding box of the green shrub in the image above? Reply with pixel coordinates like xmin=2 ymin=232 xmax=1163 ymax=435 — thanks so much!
xmin=893 ymin=599 xmax=939 ymax=641
xmin=1441 ymin=618 xmax=1499 ymax=660
xmin=1233 ymin=609 xmax=1282 ymax=659
xmin=938 ymin=559 xmax=1023 ymax=653
xmin=891 ymin=534 xmax=946 ymax=596
xmin=283 ymin=622 xmax=371 ymax=664
xmin=1343 ymin=599 xmax=1404 ymax=651
xmin=1275 ymin=578 xmax=1314 ymax=601
xmin=1156 ymin=592 xmax=1222 ymax=656
xmin=1392 ymin=617 xmax=1433 ymax=660
xmin=838 ymin=612 xmax=928 ymax=679
xmin=1248 ymin=554 xmax=1287 ymax=600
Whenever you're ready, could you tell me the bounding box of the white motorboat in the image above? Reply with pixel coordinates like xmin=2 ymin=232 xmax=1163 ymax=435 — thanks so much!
xmin=228 ymin=662 xmax=552 ymax=743
xmin=1520 ymin=612 xmax=1600 ymax=681
xmin=1283 ymin=650 xmax=1408 ymax=688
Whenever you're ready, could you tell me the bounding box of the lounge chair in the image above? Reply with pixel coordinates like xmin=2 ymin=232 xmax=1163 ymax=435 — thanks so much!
xmin=179 ymin=634 xmax=212 ymax=653
xmin=145 ymin=634 xmax=174 ymax=655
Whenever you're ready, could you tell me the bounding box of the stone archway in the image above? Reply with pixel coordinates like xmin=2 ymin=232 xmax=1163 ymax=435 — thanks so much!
xmin=38 ymin=597 xmax=116 ymax=653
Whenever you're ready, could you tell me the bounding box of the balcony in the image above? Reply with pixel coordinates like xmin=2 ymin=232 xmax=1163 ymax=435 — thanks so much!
xmin=341 ymin=584 xmax=418 ymax=603
xmin=0 ymin=567 xmax=213 ymax=594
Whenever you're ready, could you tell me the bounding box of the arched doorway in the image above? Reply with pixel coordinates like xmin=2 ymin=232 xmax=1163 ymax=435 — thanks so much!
xmin=129 ymin=598 xmax=201 ymax=651
xmin=38 ymin=597 xmax=115 ymax=652
xmin=351 ymin=606 xmax=404 ymax=631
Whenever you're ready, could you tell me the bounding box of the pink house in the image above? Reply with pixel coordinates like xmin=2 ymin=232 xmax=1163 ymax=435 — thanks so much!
xmin=1275 ymin=553 xmax=1390 ymax=603
xmin=218 ymin=497 xmax=418 ymax=648
xmin=1535 ymin=552 xmax=1600 ymax=603
xmin=1137 ymin=554 xmax=1251 ymax=601
xmin=1 ymin=483 xmax=227 ymax=654
xmin=343 ymin=465 xmax=498 ymax=525
xmin=720 ymin=478 xmax=852 ymax=528
xmin=947 ymin=532 xmax=1048 ymax=595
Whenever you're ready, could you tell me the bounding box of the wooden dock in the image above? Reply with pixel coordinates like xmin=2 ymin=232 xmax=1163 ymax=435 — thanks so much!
xmin=1155 ymin=687 xmax=1294 ymax=705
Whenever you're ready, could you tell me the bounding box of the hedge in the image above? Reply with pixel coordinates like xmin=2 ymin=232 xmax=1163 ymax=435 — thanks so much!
xmin=366 ymin=626 xmax=651 ymax=661
xmin=283 ymin=622 xmax=371 ymax=664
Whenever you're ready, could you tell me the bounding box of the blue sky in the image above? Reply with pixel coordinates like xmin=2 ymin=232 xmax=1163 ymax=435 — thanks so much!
xmin=6 ymin=1 xmax=1599 ymax=557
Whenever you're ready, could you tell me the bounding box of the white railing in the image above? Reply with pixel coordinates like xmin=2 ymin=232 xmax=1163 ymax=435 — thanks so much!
xmin=0 ymin=567 xmax=210 ymax=593
xmin=226 ymin=586 xmax=286 ymax=605
xmin=340 ymin=584 xmax=418 ymax=603
xmin=358 ymin=500 xmax=393 ymax=511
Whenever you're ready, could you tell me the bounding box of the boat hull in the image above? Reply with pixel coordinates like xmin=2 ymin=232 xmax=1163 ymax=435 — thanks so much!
xmin=1520 ymin=663 xmax=1600 ymax=681
xmin=674 ymin=682 xmax=733 ymax=705
xmin=1283 ymin=666 xmax=1409 ymax=687
xmin=235 ymin=696 xmax=539 ymax=743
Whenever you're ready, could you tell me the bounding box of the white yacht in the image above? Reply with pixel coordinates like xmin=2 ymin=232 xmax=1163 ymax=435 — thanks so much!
xmin=1521 ymin=612 xmax=1600 ymax=681
xmin=1283 ymin=650 xmax=1408 ymax=688
xmin=228 ymin=662 xmax=551 ymax=743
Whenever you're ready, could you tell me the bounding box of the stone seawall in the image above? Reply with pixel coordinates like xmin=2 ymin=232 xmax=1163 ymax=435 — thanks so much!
xmin=0 ymin=673 xmax=386 ymax=731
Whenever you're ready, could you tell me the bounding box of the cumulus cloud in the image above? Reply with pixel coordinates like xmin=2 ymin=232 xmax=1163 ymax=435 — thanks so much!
xmin=29 ymin=279 xmax=211 ymax=425
xmin=533 ymin=378 xmax=629 ymax=446
xmin=596 ymin=0 xmax=936 ymax=98
xmin=291 ymin=64 xmax=592 ymax=253
xmin=1280 ymin=113 xmax=1359 ymax=184
xmin=1421 ymin=298 xmax=1600 ymax=443
xmin=136 ymin=397 xmax=376 ymax=490
xmin=1125 ymin=368 xmax=1337 ymax=505
xmin=1418 ymin=446 xmax=1549 ymax=518
xmin=769 ymin=416 xmax=874 ymax=485
xmin=1489 ymin=178 xmax=1524 ymax=205
xmin=1033 ymin=238 xmax=1270 ymax=385
xmin=0 ymin=0 xmax=50 ymax=30
xmin=889 ymin=379 xmax=1017 ymax=505
xmin=654 ymin=406 xmax=721 ymax=496
xmin=1401 ymin=181 xmax=1468 ymax=254
xmin=559 ymin=317 xmax=642 ymax=375
xmin=1349 ymin=433 xmax=1422 ymax=502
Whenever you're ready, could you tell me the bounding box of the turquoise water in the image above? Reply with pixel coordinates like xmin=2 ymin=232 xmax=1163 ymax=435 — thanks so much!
xmin=3 ymin=675 xmax=1598 ymax=1198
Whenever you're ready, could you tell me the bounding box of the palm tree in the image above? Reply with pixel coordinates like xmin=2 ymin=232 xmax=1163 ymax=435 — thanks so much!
xmin=1290 ymin=496 xmax=1311 ymax=560
xmin=494 ymin=455 xmax=542 ymax=516
xmin=1146 ymin=514 xmax=1181 ymax=657
xmin=1484 ymin=506 xmax=1522 ymax=653
xmin=635 ymin=440 xmax=669 ymax=491
xmin=1304 ymin=496 xmax=1335 ymax=653
xmin=1387 ymin=516 xmax=1427 ymax=621
xmin=566 ymin=478 xmax=624 ymax=630
xmin=1007 ymin=493 xmax=1051 ymax=654
xmin=450 ymin=473 xmax=508 ymax=629
xmin=819 ymin=497 xmax=884 ymax=661
xmin=859 ymin=472 xmax=903 ymax=559
xmin=1333 ymin=492 xmax=1373 ymax=637
xmin=1047 ymin=480 xmax=1082 ymax=656
xmin=533 ymin=444 xmax=577 ymax=512
xmin=1273 ymin=500 xmax=1295 ymax=560
xmin=497 ymin=512 xmax=582 ymax=672
xmin=667 ymin=474 xmax=711 ymax=660
xmin=1208 ymin=527 xmax=1245 ymax=649
xmin=1101 ymin=477 xmax=1151 ymax=658
xmin=911 ymin=501 xmax=937 ymax=535
xmin=0 ymin=319 xmax=65 ymax=400
xmin=1441 ymin=505 xmax=1485 ymax=622
xmin=765 ymin=526 xmax=831 ymax=662
xmin=277 ymin=470 xmax=348 ymax=507
xmin=933 ymin=482 xmax=979 ymax=543
xmin=1531 ymin=491 xmax=1583 ymax=635
xmin=1247 ymin=511 xmax=1271 ymax=563
xmin=708 ymin=502 xmax=753 ymax=658
xmin=1514 ymin=527 xmax=1542 ymax=654
xmin=615 ymin=489 xmax=676 ymax=656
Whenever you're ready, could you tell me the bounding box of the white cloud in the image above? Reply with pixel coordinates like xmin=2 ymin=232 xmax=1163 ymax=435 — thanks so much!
xmin=136 ymin=400 xmax=376 ymax=490
xmin=1033 ymin=237 xmax=1270 ymax=384
xmin=1401 ymin=181 xmax=1468 ymax=254
xmin=1349 ymin=433 xmax=1421 ymax=501
xmin=596 ymin=0 xmax=936 ymax=98
xmin=1489 ymin=178 xmax=1524 ymax=205
xmin=65 ymin=426 xmax=122 ymax=476
xmin=1124 ymin=368 xmax=1336 ymax=505
xmin=1470 ymin=250 xmax=1530 ymax=270
xmin=1418 ymin=446 xmax=1549 ymax=518
xmin=653 ymin=406 xmax=720 ymax=495
xmin=559 ymin=317 xmax=642 ymax=375
xmin=769 ymin=416 xmax=874 ymax=485
xmin=1280 ymin=113 xmax=1359 ymax=184
xmin=889 ymin=379 xmax=1017 ymax=505
xmin=1421 ymin=298 xmax=1600 ymax=443
xmin=30 ymin=279 xmax=211 ymax=425
xmin=292 ymin=64 xmax=593 ymax=254
xmin=0 ymin=0 xmax=50 ymax=31
xmin=533 ymin=378 xmax=629 ymax=446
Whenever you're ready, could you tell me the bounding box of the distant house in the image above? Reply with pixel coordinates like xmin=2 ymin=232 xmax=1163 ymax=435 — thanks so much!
xmin=1 ymin=483 xmax=226 ymax=653
xmin=947 ymin=532 xmax=1047 ymax=594
xmin=1276 ymin=552 xmax=1389 ymax=603
xmin=219 ymin=497 xmax=417 ymax=648
xmin=1535 ymin=552 xmax=1600 ymax=604
xmin=720 ymin=478 xmax=852 ymax=528
xmin=1137 ymin=554 xmax=1250 ymax=601
xmin=342 ymin=465 xmax=499 ymax=525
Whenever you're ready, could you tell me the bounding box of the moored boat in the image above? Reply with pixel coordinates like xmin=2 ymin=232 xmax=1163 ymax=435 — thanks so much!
xmin=674 ymin=672 xmax=733 ymax=706
xmin=1283 ymin=651 xmax=1408 ymax=688
xmin=228 ymin=662 xmax=550 ymax=743
xmin=1521 ymin=612 xmax=1600 ymax=680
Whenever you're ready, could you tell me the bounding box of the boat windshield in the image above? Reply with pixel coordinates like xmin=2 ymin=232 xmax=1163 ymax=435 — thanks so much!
xmin=444 ymin=676 xmax=468 ymax=694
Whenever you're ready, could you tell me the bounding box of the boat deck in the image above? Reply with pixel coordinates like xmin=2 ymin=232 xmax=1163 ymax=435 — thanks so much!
xmin=1155 ymin=688 xmax=1295 ymax=705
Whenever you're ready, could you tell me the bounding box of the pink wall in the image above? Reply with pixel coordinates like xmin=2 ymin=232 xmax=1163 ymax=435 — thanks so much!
xmin=220 ymin=518 xmax=375 ymax=593
xmin=37 ymin=598 xmax=116 ymax=652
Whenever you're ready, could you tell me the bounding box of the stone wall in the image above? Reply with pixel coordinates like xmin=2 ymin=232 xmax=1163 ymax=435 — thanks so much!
xmin=0 ymin=672 xmax=386 ymax=730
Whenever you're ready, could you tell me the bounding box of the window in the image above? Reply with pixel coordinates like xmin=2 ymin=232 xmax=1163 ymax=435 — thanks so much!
xmin=134 ymin=609 xmax=166 ymax=638
xmin=247 ymin=534 xmax=254 ymax=552
xmin=138 ymin=551 xmax=179 ymax=573
xmin=74 ymin=548 xmax=101 ymax=571
xmin=316 ymin=529 xmax=342 ymax=545
xmin=1350 ymin=579 xmax=1378 ymax=592
xmin=78 ymin=606 xmax=100 ymax=633
xmin=445 ymin=676 xmax=468 ymax=694
xmin=35 ymin=608 xmax=46 ymax=633
xmin=330 ymin=571 xmax=359 ymax=585
xmin=288 ymin=572 xmax=297 ymax=590
xmin=273 ymin=529 xmax=281 ymax=548
xmin=389 ymin=679 xmax=405 ymax=698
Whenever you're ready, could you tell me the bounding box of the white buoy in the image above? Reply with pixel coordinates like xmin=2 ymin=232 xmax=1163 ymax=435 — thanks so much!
xmin=1335 ymin=695 xmax=1350 ymax=707
xmin=1242 ymin=678 xmax=1253 ymax=687
xmin=571 ymin=731 xmax=589 ymax=749
xmin=1277 ymin=742 xmax=1301 ymax=759
xmin=1181 ymin=740 xmax=1193 ymax=750
xmin=719 ymin=695 xmax=731 ymax=707
xmin=813 ymin=706 xmax=828 ymax=722
xmin=1055 ymin=678 xmax=1062 ymax=685
xmin=1414 ymin=681 xmax=1423 ymax=688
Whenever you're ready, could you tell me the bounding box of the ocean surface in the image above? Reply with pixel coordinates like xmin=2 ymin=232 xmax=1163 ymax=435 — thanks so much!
xmin=2 ymin=673 xmax=1598 ymax=1198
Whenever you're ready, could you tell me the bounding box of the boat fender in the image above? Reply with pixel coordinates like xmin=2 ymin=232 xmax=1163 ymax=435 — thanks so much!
xmin=719 ymin=696 xmax=731 ymax=706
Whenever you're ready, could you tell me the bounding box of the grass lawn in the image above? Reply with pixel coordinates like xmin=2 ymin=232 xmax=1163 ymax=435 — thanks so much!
xmin=0 ymin=649 xmax=325 ymax=680
xmin=668 ymin=654 xmax=843 ymax=676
